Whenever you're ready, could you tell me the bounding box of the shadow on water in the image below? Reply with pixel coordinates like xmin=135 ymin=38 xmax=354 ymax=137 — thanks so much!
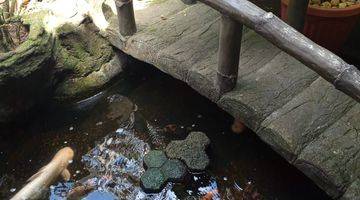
xmin=0 ymin=56 xmax=331 ymax=199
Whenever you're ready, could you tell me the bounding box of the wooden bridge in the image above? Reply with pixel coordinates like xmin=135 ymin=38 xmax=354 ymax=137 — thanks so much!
xmin=101 ymin=0 xmax=360 ymax=198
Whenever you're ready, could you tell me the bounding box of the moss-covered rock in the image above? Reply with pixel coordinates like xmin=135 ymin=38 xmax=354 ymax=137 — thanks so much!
xmin=0 ymin=11 xmax=55 ymax=123
xmin=54 ymin=18 xmax=124 ymax=100
xmin=165 ymin=132 xmax=210 ymax=171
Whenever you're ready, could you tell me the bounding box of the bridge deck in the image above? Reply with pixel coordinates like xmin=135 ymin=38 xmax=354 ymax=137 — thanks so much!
xmin=102 ymin=0 xmax=360 ymax=198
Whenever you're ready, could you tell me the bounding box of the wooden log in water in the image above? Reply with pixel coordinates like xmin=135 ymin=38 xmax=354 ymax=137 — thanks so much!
xmin=217 ymin=15 xmax=243 ymax=94
xmin=114 ymin=0 xmax=137 ymax=36
xmin=199 ymin=0 xmax=360 ymax=103
xmin=287 ymin=0 xmax=309 ymax=31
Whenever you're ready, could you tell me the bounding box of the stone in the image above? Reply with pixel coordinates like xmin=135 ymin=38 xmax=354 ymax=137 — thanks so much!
xmin=140 ymin=150 xmax=187 ymax=193
xmin=165 ymin=131 xmax=210 ymax=171
xmin=54 ymin=18 xmax=124 ymax=100
xmin=143 ymin=150 xmax=167 ymax=169
xmin=140 ymin=168 xmax=166 ymax=193
xmin=0 ymin=11 xmax=54 ymax=123
xmin=160 ymin=159 xmax=187 ymax=182
xmin=341 ymin=179 xmax=360 ymax=200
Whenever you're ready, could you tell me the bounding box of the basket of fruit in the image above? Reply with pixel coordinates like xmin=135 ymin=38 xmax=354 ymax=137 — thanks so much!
xmin=281 ymin=0 xmax=360 ymax=52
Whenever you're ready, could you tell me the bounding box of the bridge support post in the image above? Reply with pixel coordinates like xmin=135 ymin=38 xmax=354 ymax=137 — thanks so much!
xmin=115 ymin=0 xmax=137 ymax=36
xmin=217 ymin=15 xmax=243 ymax=95
xmin=287 ymin=0 xmax=309 ymax=31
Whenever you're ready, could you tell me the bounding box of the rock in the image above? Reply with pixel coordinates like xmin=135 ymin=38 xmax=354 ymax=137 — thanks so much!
xmin=106 ymin=94 xmax=136 ymax=126
xmin=140 ymin=168 xmax=166 ymax=193
xmin=140 ymin=150 xmax=187 ymax=193
xmin=331 ymin=0 xmax=340 ymax=6
xmin=0 ymin=11 xmax=55 ymax=123
xmin=161 ymin=159 xmax=187 ymax=182
xmin=341 ymin=179 xmax=360 ymax=200
xmin=54 ymin=18 xmax=125 ymax=100
xmin=165 ymin=131 xmax=210 ymax=171
xmin=339 ymin=2 xmax=348 ymax=7
xmin=143 ymin=150 xmax=167 ymax=169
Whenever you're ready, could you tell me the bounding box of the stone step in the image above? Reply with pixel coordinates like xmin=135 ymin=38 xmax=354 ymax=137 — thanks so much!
xmin=219 ymin=52 xmax=318 ymax=130
xmin=123 ymin=3 xmax=219 ymax=68
xmin=259 ymin=77 xmax=356 ymax=162
xmin=342 ymin=179 xmax=360 ymax=200
xmin=295 ymin=104 xmax=360 ymax=198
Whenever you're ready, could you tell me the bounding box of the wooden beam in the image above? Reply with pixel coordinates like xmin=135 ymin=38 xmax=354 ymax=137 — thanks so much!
xmin=287 ymin=0 xmax=309 ymax=31
xmin=114 ymin=0 xmax=137 ymax=36
xmin=199 ymin=0 xmax=360 ymax=102
xmin=217 ymin=15 xmax=243 ymax=94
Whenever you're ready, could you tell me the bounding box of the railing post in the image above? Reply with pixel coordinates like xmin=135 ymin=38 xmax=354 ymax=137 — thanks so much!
xmin=114 ymin=0 xmax=137 ymax=36
xmin=287 ymin=0 xmax=309 ymax=31
xmin=217 ymin=15 xmax=243 ymax=95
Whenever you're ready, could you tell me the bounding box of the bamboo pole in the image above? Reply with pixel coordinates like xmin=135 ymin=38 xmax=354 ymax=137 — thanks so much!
xmin=199 ymin=0 xmax=360 ymax=102
xmin=114 ymin=0 xmax=136 ymax=36
xmin=217 ymin=15 xmax=243 ymax=94
xmin=287 ymin=0 xmax=309 ymax=31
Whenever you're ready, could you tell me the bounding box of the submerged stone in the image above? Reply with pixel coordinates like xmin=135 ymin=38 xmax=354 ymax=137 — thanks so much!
xmin=140 ymin=168 xmax=166 ymax=193
xmin=165 ymin=131 xmax=210 ymax=171
xmin=143 ymin=150 xmax=167 ymax=169
xmin=140 ymin=150 xmax=187 ymax=193
xmin=160 ymin=159 xmax=187 ymax=182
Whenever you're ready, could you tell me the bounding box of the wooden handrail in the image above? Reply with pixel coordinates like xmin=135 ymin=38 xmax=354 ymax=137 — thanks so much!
xmin=199 ymin=0 xmax=360 ymax=103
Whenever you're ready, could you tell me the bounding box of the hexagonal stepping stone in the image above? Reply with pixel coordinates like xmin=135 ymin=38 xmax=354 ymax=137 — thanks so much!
xmin=165 ymin=131 xmax=210 ymax=171
xmin=140 ymin=168 xmax=166 ymax=193
xmin=161 ymin=159 xmax=187 ymax=182
xmin=140 ymin=150 xmax=187 ymax=193
xmin=144 ymin=150 xmax=167 ymax=169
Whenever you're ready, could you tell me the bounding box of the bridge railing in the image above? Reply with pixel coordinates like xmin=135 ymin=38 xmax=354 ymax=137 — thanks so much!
xmin=115 ymin=0 xmax=360 ymax=103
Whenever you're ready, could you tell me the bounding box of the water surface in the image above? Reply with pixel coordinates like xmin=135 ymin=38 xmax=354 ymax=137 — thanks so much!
xmin=0 ymin=58 xmax=330 ymax=199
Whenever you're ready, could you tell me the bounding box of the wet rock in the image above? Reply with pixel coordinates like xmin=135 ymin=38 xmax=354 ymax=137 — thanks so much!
xmin=106 ymin=94 xmax=136 ymax=127
xmin=144 ymin=150 xmax=167 ymax=169
xmin=54 ymin=18 xmax=125 ymax=100
xmin=166 ymin=131 xmax=210 ymax=171
xmin=140 ymin=150 xmax=187 ymax=193
xmin=161 ymin=159 xmax=187 ymax=182
xmin=0 ymin=11 xmax=54 ymax=123
xmin=140 ymin=168 xmax=166 ymax=193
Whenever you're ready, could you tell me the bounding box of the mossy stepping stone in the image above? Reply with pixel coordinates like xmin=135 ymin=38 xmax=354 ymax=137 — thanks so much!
xmin=143 ymin=150 xmax=167 ymax=169
xmin=165 ymin=131 xmax=210 ymax=171
xmin=141 ymin=150 xmax=187 ymax=193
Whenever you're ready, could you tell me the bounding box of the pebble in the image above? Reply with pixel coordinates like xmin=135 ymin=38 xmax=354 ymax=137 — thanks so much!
xmin=310 ymin=0 xmax=359 ymax=8
xmin=10 ymin=188 xmax=16 ymax=192
xmin=69 ymin=126 xmax=74 ymax=131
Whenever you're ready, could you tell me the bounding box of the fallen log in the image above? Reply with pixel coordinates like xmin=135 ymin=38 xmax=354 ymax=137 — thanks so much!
xmin=11 ymin=147 xmax=74 ymax=200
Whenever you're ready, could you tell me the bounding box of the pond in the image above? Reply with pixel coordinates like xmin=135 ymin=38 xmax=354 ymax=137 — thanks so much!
xmin=0 ymin=57 xmax=330 ymax=199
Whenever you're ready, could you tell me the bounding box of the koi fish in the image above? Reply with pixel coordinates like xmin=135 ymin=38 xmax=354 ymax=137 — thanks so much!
xmin=11 ymin=147 xmax=74 ymax=200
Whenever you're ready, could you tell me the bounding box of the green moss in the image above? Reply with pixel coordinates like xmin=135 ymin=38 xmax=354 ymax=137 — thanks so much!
xmin=55 ymin=21 xmax=113 ymax=77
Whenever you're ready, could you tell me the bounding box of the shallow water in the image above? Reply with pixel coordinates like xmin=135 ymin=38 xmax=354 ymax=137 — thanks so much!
xmin=0 ymin=58 xmax=330 ymax=199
